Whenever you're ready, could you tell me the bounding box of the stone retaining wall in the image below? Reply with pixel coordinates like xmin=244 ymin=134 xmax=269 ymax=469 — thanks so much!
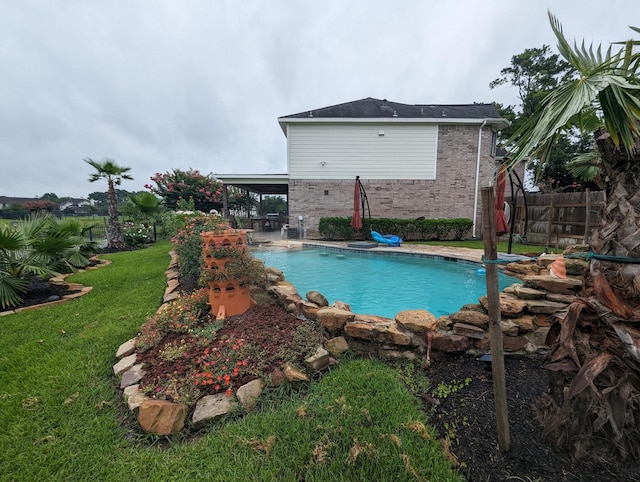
xmin=265 ymin=252 xmax=588 ymax=361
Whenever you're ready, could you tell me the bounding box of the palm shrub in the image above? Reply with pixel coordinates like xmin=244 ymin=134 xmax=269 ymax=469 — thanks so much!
xmin=507 ymin=13 xmax=640 ymax=460
xmin=0 ymin=214 xmax=99 ymax=309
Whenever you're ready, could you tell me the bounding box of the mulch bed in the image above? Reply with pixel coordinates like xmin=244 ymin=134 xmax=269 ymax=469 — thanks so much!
xmin=0 ymin=277 xmax=76 ymax=313
xmin=423 ymin=353 xmax=640 ymax=481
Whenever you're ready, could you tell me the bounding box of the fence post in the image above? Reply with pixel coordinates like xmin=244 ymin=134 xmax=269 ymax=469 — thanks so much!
xmin=88 ymin=227 xmax=93 ymax=242
xmin=546 ymin=194 xmax=555 ymax=248
xmin=584 ymin=188 xmax=591 ymax=245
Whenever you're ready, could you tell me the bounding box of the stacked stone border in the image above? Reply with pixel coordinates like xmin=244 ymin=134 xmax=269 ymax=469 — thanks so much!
xmin=0 ymin=256 xmax=111 ymax=317
xmin=265 ymin=245 xmax=588 ymax=360
xmin=114 ymin=247 xmax=588 ymax=435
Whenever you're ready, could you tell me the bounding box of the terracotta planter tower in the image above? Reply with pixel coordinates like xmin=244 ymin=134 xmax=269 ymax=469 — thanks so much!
xmin=202 ymin=231 xmax=252 ymax=318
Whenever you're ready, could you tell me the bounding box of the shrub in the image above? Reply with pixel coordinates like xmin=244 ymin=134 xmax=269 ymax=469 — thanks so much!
xmin=318 ymin=216 xmax=473 ymax=241
xmin=122 ymin=222 xmax=154 ymax=248
xmin=164 ymin=211 xmax=230 ymax=291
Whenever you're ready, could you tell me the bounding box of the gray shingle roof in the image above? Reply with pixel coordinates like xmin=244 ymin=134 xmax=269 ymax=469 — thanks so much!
xmin=280 ymin=97 xmax=504 ymax=120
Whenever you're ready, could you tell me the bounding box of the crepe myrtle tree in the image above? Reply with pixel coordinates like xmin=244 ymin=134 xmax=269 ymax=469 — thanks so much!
xmin=145 ymin=168 xmax=252 ymax=216
xmin=145 ymin=168 xmax=223 ymax=213
xmin=506 ymin=12 xmax=640 ymax=460
xmin=85 ymin=158 xmax=132 ymax=250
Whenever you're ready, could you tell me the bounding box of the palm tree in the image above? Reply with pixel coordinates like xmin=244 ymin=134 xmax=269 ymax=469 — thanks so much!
xmin=507 ymin=12 xmax=640 ymax=460
xmin=85 ymin=158 xmax=133 ymax=249
xmin=124 ymin=192 xmax=164 ymax=222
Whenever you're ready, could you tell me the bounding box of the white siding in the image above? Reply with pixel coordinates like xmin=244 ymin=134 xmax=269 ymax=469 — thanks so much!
xmin=287 ymin=123 xmax=438 ymax=180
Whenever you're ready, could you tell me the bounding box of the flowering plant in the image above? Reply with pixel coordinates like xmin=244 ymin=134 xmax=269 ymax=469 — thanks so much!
xmin=193 ymin=337 xmax=254 ymax=396
xmin=123 ymin=222 xmax=153 ymax=248
xmin=136 ymin=289 xmax=209 ymax=352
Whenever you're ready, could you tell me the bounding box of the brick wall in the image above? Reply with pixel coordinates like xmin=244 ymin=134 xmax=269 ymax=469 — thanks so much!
xmin=289 ymin=125 xmax=496 ymax=237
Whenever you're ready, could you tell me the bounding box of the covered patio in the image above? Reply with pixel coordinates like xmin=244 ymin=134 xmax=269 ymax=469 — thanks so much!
xmin=215 ymin=173 xmax=289 ymax=232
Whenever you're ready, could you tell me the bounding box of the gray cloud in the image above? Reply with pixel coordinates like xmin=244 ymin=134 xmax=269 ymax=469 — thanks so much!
xmin=0 ymin=0 xmax=635 ymax=197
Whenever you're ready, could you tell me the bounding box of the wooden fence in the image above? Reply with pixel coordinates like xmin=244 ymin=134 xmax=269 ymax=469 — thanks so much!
xmin=507 ymin=189 xmax=605 ymax=248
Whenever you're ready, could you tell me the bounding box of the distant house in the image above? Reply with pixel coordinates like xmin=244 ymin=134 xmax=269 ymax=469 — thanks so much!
xmin=0 ymin=196 xmax=39 ymax=210
xmin=59 ymin=198 xmax=94 ymax=213
xmin=277 ymin=97 xmax=509 ymax=237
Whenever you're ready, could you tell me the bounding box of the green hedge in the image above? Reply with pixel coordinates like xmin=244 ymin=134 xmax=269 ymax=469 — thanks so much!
xmin=318 ymin=217 xmax=473 ymax=241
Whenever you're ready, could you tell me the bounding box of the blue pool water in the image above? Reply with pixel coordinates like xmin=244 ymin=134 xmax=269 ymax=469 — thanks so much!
xmin=252 ymin=248 xmax=520 ymax=318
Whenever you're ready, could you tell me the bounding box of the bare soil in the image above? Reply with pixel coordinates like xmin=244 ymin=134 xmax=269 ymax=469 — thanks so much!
xmin=424 ymin=352 xmax=640 ymax=481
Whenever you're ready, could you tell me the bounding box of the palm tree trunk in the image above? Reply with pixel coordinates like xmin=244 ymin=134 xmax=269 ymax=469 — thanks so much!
xmin=538 ymin=130 xmax=640 ymax=461
xmin=107 ymin=179 xmax=125 ymax=249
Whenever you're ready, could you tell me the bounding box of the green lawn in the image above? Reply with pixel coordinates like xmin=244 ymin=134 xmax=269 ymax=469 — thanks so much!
xmin=0 ymin=241 xmax=461 ymax=481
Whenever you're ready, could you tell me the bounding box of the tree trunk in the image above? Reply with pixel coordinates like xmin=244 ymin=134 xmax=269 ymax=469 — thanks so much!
xmin=107 ymin=179 xmax=125 ymax=249
xmin=537 ymin=130 xmax=640 ymax=461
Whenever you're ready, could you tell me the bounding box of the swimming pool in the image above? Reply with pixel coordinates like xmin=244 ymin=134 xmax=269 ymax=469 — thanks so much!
xmin=252 ymin=247 xmax=520 ymax=318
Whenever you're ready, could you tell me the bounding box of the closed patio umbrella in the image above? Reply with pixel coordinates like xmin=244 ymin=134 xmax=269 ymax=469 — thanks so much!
xmin=351 ymin=176 xmax=363 ymax=230
xmin=495 ymin=165 xmax=509 ymax=236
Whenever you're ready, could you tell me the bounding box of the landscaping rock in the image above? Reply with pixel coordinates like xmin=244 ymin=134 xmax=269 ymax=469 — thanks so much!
xmin=453 ymin=322 xmax=486 ymax=339
xmin=331 ymin=301 xmax=352 ymax=311
xmin=565 ymin=258 xmax=588 ymax=276
xmin=525 ymin=299 xmax=569 ymax=314
xmin=236 ymin=379 xmax=264 ymax=412
xmin=304 ymin=346 xmax=330 ymax=371
xmin=373 ymin=322 xmax=411 ymax=346
xmin=300 ymin=301 xmax=321 ymax=320
xmin=306 ymin=290 xmax=328 ymax=307
xmin=431 ymin=333 xmax=470 ymax=353
xmin=344 ymin=322 xmax=374 ymax=340
xmin=509 ymin=285 xmax=547 ymax=300
xmin=316 ymin=307 xmax=355 ymax=332
xmin=138 ymin=399 xmax=189 ymax=435
xmin=325 ymin=336 xmax=349 ymax=357
xmin=120 ymin=363 xmax=145 ymax=389
xmin=449 ymin=310 xmax=489 ymax=329
xmin=460 ymin=303 xmax=486 ymax=313
xmin=269 ymin=367 xmax=285 ymax=387
xmin=123 ymin=384 xmax=147 ymax=411
xmin=116 ymin=338 xmax=136 ymax=358
xmin=500 ymin=319 xmax=519 ymax=336
xmin=523 ymin=275 xmax=582 ymax=295
xmin=395 ymin=309 xmax=438 ymax=333
xmin=505 ymin=261 xmax=541 ymax=276
xmin=509 ymin=314 xmax=536 ymax=333
xmin=113 ymin=353 xmax=137 ymax=376
xmin=479 ymin=293 xmax=527 ymax=317
xmin=282 ymin=363 xmax=309 ymax=382
xmin=192 ymin=394 xmax=238 ymax=429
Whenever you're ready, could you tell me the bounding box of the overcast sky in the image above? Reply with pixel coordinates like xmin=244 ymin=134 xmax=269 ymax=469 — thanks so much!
xmin=1 ymin=1 xmax=636 ymax=198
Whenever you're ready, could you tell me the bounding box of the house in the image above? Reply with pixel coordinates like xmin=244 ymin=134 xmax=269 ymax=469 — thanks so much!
xmin=0 ymin=196 xmax=40 ymax=210
xmin=59 ymin=198 xmax=95 ymax=213
xmin=218 ymin=97 xmax=509 ymax=238
xmin=278 ymin=97 xmax=508 ymax=237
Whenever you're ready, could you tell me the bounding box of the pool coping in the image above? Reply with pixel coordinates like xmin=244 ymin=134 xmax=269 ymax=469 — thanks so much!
xmin=252 ymin=239 xmax=489 ymax=267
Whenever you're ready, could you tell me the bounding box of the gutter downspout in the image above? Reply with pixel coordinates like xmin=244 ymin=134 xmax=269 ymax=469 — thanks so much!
xmin=472 ymin=120 xmax=487 ymax=238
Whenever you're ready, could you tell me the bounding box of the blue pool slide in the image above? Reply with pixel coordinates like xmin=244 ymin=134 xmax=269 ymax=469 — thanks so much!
xmin=371 ymin=230 xmax=402 ymax=247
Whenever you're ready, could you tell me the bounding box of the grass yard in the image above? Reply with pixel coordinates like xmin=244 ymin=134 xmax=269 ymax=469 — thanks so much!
xmin=0 ymin=241 xmax=461 ymax=481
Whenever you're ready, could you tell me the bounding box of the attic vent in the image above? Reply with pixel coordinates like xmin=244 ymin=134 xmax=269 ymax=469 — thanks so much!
xmin=441 ymin=110 xmax=447 ymax=117
xmin=421 ymin=108 xmax=424 ymax=115
xmin=308 ymin=111 xmax=313 ymax=117
xmin=393 ymin=111 xmax=398 ymax=117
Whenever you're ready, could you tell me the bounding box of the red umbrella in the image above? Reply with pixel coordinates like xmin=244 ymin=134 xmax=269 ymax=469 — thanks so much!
xmin=351 ymin=176 xmax=363 ymax=230
xmin=495 ymin=165 xmax=509 ymax=236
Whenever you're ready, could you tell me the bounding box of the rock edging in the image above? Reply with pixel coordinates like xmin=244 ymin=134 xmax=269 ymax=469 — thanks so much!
xmin=0 ymin=256 xmax=111 ymax=316
xmin=115 ymin=250 xmax=339 ymax=435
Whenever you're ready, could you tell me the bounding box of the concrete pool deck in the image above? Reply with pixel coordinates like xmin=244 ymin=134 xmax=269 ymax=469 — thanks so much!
xmin=249 ymin=230 xmax=485 ymax=264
